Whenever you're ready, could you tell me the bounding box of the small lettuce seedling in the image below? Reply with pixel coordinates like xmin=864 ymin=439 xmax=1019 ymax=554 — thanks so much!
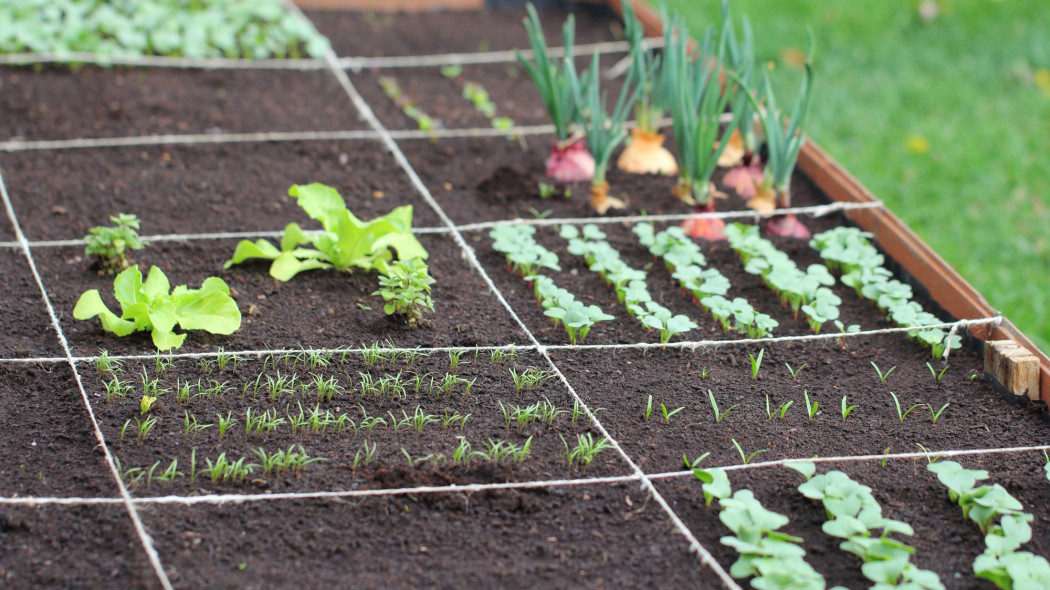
xmin=226 ymin=183 xmax=427 ymax=281
xmin=84 ymin=213 xmax=144 ymax=275
xmin=73 ymin=266 xmax=241 ymax=350
xmin=373 ymin=257 xmax=435 ymax=324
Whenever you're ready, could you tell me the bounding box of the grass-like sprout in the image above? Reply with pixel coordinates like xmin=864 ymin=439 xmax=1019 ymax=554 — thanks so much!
xmin=785 ymin=363 xmax=806 ymax=381
xmin=215 ymin=347 xmax=242 ymax=371
xmin=450 ymin=437 xmax=473 ymax=468
xmin=708 ymin=389 xmax=738 ymax=423
xmin=517 ymin=3 xmax=592 ymax=182
xmin=802 ymin=390 xmax=819 ymax=420
xmin=840 ymin=396 xmax=858 ymax=422
xmin=448 ymin=349 xmax=465 ymax=373
xmin=183 ymin=411 xmax=212 ymax=440
xmin=731 ymin=438 xmax=766 ymax=465
xmin=889 ymin=392 xmax=925 ymax=424
xmin=871 ymin=362 xmax=896 ymax=383
xmin=577 ymin=51 xmax=640 ymax=214
xmin=103 ymin=375 xmax=132 ymax=402
xmin=722 ymin=8 xmax=760 ymax=169
xmin=732 ymin=31 xmax=815 ymax=238
xmin=663 ymin=9 xmax=740 ymax=239
xmin=644 ymin=394 xmax=653 ymax=421
xmin=927 ymin=362 xmax=949 ymax=382
xmin=928 ymin=402 xmax=950 ymax=424
xmin=441 ymin=411 xmax=470 ymax=431
xmin=700 ymin=367 xmax=711 ymax=379
xmin=350 ymin=441 xmax=377 ymax=471
xmin=765 ymin=394 xmax=793 ymax=420
xmin=661 ymin=403 xmax=685 ymax=423
xmin=749 ymin=349 xmax=764 ymax=380
xmin=216 ymin=411 xmax=236 ymax=441
xmin=563 ymin=433 xmax=614 ymax=471
xmin=96 ymin=349 xmax=123 ymax=377
xmin=615 ymin=0 xmax=677 ymax=176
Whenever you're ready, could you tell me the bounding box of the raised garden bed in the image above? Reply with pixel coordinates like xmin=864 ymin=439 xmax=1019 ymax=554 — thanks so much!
xmin=1 ymin=2 xmax=1048 ymax=589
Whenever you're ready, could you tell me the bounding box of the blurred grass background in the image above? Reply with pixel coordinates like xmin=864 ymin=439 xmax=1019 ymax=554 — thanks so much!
xmin=661 ymin=0 xmax=1050 ymax=351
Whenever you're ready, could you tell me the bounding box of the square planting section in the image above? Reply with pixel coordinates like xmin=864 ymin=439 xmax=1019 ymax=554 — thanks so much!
xmin=399 ymin=135 xmax=832 ymax=225
xmin=656 ymin=452 xmax=1050 ymax=589
xmin=0 ymin=140 xmax=441 ymax=242
xmin=142 ymin=484 xmax=711 ymax=589
xmin=554 ymin=339 xmax=1050 ymax=473
xmin=0 ymin=364 xmax=119 ymax=498
xmin=353 ymin=54 xmax=627 ymax=132
xmin=36 ymin=233 xmax=527 ymax=356
xmin=0 ymin=67 xmax=365 ymax=142
xmin=0 ymin=504 xmax=158 ymax=588
xmin=0 ymin=249 xmax=62 ymax=359
xmin=474 ymin=219 xmax=878 ymax=346
xmin=308 ymin=6 xmax=621 ymax=58
xmin=86 ymin=351 xmax=630 ymax=497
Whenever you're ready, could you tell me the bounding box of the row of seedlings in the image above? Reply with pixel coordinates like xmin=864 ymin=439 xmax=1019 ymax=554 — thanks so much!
xmin=634 ymin=221 xmax=778 ymax=338
xmin=561 ymin=223 xmax=696 ymax=343
xmin=490 ymin=224 xmax=614 ymax=344
xmin=811 ymin=227 xmax=961 ymax=358
xmin=724 ymin=222 xmax=847 ymax=335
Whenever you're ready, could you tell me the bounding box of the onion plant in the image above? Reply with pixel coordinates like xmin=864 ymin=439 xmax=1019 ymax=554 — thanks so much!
xmin=735 ymin=33 xmax=816 ymax=238
xmin=720 ymin=11 xmax=765 ymax=199
xmin=518 ymin=3 xmax=592 ymax=182
xmin=577 ymin=52 xmax=640 ymax=213
xmin=663 ymin=11 xmax=740 ymax=240
xmin=615 ymin=0 xmax=677 ymax=176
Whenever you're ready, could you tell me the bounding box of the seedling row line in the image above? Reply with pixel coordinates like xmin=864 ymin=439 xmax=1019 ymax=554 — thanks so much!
xmin=0 ymin=167 xmax=175 ymax=590
xmin=293 ymin=13 xmax=742 ymax=584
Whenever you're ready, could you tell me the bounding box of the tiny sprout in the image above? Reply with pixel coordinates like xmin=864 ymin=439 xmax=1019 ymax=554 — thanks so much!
xmin=928 ymin=402 xmax=950 ymax=424
xmin=785 ymin=363 xmax=806 ymax=380
xmin=840 ymin=395 xmax=857 ymax=422
xmin=707 ymin=389 xmax=738 ymax=423
xmin=871 ymin=362 xmax=896 ymax=383
xmin=802 ymin=390 xmax=818 ymax=421
xmin=683 ymin=452 xmax=710 ymax=469
xmin=969 ymin=372 xmax=980 ymax=383
xmin=881 ymin=447 xmax=891 ymax=468
xmin=916 ymin=443 xmax=942 ymax=464
xmin=661 ymin=403 xmax=685 ymax=423
xmin=889 ymin=392 xmax=924 ymax=424
xmin=731 ymin=439 xmax=766 ymax=465
xmin=926 ymin=362 xmax=949 ymax=383
xmin=538 ymin=182 xmax=556 ymax=199
xmin=644 ymin=395 xmax=653 ymax=421
xmin=448 ymin=349 xmax=465 ymax=373
xmin=140 ymin=394 xmax=157 ymax=415
xmin=699 ymin=367 xmax=710 ymax=379
xmin=749 ymin=349 xmax=765 ymax=380
xmin=765 ymin=394 xmax=793 ymax=420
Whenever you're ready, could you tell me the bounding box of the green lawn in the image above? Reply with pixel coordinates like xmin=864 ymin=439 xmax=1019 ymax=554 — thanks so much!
xmin=662 ymin=0 xmax=1050 ymax=351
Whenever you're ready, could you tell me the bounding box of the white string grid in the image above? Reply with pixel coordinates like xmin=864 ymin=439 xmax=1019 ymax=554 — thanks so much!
xmin=0 ymin=200 xmax=883 ymax=250
xmin=279 ymin=4 xmax=743 ymax=585
xmin=3 ymin=443 xmax=1048 ymax=508
xmin=0 ymin=8 xmax=1027 ymax=588
xmin=0 ymin=316 xmax=999 ymax=366
xmin=0 ymin=168 xmax=175 ymax=590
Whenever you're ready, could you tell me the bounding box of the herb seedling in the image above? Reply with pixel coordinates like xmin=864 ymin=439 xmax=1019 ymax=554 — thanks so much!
xmin=563 ymin=433 xmax=613 ymax=471
xmin=216 ymin=411 xmax=236 ymax=441
xmin=373 ymin=257 xmax=435 ymax=324
xmin=95 ymin=349 xmax=123 ymax=377
xmin=802 ymin=390 xmax=819 ymax=420
xmin=661 ymin=403 xmax=685 ymax=424
xmin=765 ymin=394 xmax=793 ymax=420
xmin=928 ymin=402 xmax=950 ymax=424
xmin=83 ymin=213 xmax=143 ymax=275
xmin=871 ymin=362 xmax=896 ymax=383
xmin=889 ymin=392 xmax=925 ymax=424
xmin=749 ymin=349 xmax=764 ymax=380
xmin=731 ymin=438 xmax=766 ymax=465
xmin=840 ymin=395 xmax=857 ymax=422
xmin=448 ymin=350 xmax=465 ymax=373
xmin=707 ymin=390 xmax=738 ymax=423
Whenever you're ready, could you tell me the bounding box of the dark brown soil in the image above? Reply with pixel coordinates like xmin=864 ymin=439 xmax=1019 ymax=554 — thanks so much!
xmin=0 ymin=249 xmax=63 ymax=358
xmin=308 ymin=6 xmax=623 ymax=58
xmin=553 ymin=340 xmax=1050 ymax=474
xmin=141 ymin=483 xmax=710 ymax=590
xmin=0 ymin=504 xmax=158 ymax=589
xmin=91 ymin=352 xmax=629 ymax=497
xmin=658 ymin=452 xmax=1050 ymax=589
xmin=35 ymin=233 xmax=529 ymax=357
xmin=0 ymin=364 xmax=119 ymax=498
xmin=0 ymin=68 xmax=364 ymax=142
xmin=1 ymin=140 xmax=443 ymax=242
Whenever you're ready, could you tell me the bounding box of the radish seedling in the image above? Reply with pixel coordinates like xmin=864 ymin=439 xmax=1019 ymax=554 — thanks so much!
xmin=517 ymin=4 xmax=593 ymax=182
xmin=83 ymin=213 xmax=143 ymax=275
xmin=707 ymin=390 xmax=738 ymax=423
xmin=74 ymin=266 xmax=241 ymax=351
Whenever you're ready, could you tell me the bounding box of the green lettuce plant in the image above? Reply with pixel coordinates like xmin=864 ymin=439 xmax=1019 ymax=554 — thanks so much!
xmin=225 ymin=183 xmax=427 ymax=281
xmin=73 ymin=266 xmax=241 ymax=350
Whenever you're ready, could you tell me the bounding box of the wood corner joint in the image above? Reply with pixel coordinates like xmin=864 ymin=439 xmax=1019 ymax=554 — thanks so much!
xmin=984 ymin=339 xmax=1040 ymax=400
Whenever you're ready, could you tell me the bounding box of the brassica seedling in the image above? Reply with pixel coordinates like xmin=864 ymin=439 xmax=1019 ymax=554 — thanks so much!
xmin=226 ymin=183 xmax=427 ymax=281
xmin=73 ymin=265 xmax=241 ymax=350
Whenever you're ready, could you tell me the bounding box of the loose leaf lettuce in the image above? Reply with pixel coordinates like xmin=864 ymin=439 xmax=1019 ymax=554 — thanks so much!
xmin=225 ymin=183 xmax=427 ymax=281
xmin=73 ymin=266 xmax=241 ymax=350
